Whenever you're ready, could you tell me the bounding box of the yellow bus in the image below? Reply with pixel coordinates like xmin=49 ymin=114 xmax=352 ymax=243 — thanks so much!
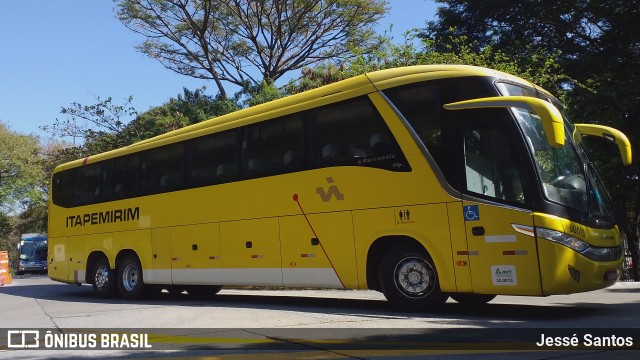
xmin=48 ymin=65 xmax=632 ymax=310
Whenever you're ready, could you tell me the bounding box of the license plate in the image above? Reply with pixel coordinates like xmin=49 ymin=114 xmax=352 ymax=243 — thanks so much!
xmin=605 ymin=269 xmax=618 ymax=281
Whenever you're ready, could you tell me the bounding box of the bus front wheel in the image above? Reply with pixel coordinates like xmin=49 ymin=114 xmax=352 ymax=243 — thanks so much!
xmin=92 ymin=257 xmax=116 ymax=298
xmin=378 ymin=245 xmax=448 ymax=311
xmin=117 ymin=255 xmax=144 ymax=300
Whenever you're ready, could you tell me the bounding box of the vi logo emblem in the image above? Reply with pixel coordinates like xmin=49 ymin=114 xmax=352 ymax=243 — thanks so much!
xmin=316 ymin=177 xmax=345 ymax=202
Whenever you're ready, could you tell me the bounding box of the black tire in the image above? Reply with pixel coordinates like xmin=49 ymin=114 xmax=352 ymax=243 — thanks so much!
xmin=378 ymin=245 xmax=448 ymax=311
xmin=117 ymin=255 xmax=145 ymax=300
xmin=185 ymin=285 xmax=223 ymax=299
xmin=92 ymin=256 xmax=116 ymax=298
xmin=450 ymin=293 xmax=496 ymax=305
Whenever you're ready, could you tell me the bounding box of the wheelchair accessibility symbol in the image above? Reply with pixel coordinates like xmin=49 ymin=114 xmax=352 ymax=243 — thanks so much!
xmin=463 ymin=205 xmax=480 ymax=221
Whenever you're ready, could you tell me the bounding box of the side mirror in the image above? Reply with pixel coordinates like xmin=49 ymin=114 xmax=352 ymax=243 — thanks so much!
xmin=573 ymin=124 xmax=632 ymax=166
xmin=444 ymin=96 xmax=565 ymax=147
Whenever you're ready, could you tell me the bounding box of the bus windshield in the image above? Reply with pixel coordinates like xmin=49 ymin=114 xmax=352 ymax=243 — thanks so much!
xmin=20 ymin=241 xmax=48 ymax=262
xmin=497 ymin=83 xmax=615 ymax=226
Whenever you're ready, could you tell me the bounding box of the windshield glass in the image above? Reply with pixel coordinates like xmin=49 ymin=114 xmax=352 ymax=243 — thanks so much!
xmin=497 ymin=82 xmax=615 ymax=225
xmin=19 ymin=241 xmax=47 ymax=261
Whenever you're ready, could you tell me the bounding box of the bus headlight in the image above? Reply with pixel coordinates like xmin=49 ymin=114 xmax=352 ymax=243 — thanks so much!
xmin=536 ymin=227 xmax=622 ymax=261
xmin=536 ymin=228 xmax=589 ymax=252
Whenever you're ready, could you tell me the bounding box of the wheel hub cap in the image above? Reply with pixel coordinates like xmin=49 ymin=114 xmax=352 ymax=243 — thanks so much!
xmin=395 ymin=258 xmax=432 ymax=296
xmin=122 ymin=264 xmax=138 ymax=292
xmin=95 ymin=266 xmax=109 ymax=288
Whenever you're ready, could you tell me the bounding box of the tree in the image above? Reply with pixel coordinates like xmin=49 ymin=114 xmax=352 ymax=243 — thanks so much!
xmin=287 ymin=32 xmax=566 ymax=99
xmin=41 ymin=95 xmax=138 ymax=155
xmin=116 ymin=0 xmax=388 ymax=97
xmin=422 ymin=0 xmax=640 ymax=103
xmin=0 ymin=211 xmax=18 ymax=272
xmin=43 ymin=88 xmax=240 ymax=158
xmin=0 ymin=123 xmax=47 ymax=214
xmin=14 ymin=202 xmax=48 ymax=235
xmin=123 ymin=88 xmax=240 ymax=142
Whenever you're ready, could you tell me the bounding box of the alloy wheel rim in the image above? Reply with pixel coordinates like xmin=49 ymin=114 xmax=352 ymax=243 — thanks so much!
xmin=95 ymin=265 xmax=109 ymax=289
xmin=122 ymin=263 xmax=139 ymax=292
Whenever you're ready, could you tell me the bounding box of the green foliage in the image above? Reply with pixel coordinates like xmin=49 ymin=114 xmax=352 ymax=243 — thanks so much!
xmin=123 ymin=88 xmax=240 ymax=144
xmin=0 ymin=212 xmax=11 ymax=240
xmin=15 ymin=202 xmax=48 ymax=235
xmin=0 ymin=123 xmax=47 ymax=213
xmin=287 ymin=32 xmax=566 ymax=101
xmin=0 ymin=211 xmax=18 ymax=272
xmin=41 ymin=95 xmax=138 ymax=156
xmin=43 ymin=88 xmax=241 ymax=158
xmin=244 ymin=81 xmax=283 ymax=107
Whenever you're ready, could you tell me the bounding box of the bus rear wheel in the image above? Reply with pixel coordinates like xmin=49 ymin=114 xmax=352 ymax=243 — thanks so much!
xmin=117 ymin=255 xmax=145 ymax=300
xmin=378 ymin=245 xmax=448 ymax=311
xmin=92 ymin=257 xmax=116 ymax=298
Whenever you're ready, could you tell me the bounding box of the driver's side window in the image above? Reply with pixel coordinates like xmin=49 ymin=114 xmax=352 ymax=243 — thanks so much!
xmin=463 ymin=122 xmax=527 ymax=204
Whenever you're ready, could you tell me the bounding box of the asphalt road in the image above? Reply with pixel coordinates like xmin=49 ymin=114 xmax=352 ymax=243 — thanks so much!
xmin=1 ymin=275 xmax=640 ymax=359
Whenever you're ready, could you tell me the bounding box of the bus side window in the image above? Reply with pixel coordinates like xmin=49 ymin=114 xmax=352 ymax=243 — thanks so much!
xmin=463 ymin=123 xmax=526 ymax=204
xmin=310 ymin=96 xmax=406 ymax=171
xmin=242 ymin=115 xmax=303 ymax=179
xmin=189 ymin=129 xmax=239 ymax=186
xmin=139 ymin=144 xmax=185 ymax=195
xmin=52 ymin=171 xmax=75 ymax=207
xmin=384 ymin=78 xmax=497 ymax=187
xmin=283 ymin=150 xmax=299 ymax=169
xmin=75 ymin=164 xmax=102 ymax=206
xmin=102 ymin=155 xmax=138 ymax=201
xmin=384 ymin=83 xmax=447 ymax=173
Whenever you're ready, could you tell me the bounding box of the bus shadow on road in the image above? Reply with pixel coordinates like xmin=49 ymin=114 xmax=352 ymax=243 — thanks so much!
xmin=0 ymin=280 xmax=617 ymax=325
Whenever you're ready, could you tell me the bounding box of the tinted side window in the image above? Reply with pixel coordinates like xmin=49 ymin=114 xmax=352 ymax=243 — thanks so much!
xmin=384 ymin=77 xmax=496 ymax=186
xmin=189 ymin=130 xmax=239 ymax=186
xmin=139 ymin=144 xmax=185 ymax=195
xmin=242 ymin=115 xmax=303 ymax=179
xmin=52 ymin=171 xmax=75 ymax=208
xmin=309 ymin=97 xmax=410 ymax=172
xmin=73 ymin=164 xmax=102 ymax=206
xmin=102 ymin=155 xmax=139 ymax=201
xmin=463 ymin=122 xmax=527 ymax=204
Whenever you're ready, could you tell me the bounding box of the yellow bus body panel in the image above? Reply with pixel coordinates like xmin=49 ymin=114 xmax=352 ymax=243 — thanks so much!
xmin=352 ymin=204 xmax=456 ymax=292
xmin=534 ymin=213 xmax=621 ymax=294
xmin=47 ymin=236 xmax=68 ymax=283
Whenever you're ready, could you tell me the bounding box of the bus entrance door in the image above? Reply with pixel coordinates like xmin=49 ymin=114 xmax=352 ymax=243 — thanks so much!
xmin=462 ymin=201 xmax=541 ymax=295
xmin=459 ymin=119 xmax=542 ymax=295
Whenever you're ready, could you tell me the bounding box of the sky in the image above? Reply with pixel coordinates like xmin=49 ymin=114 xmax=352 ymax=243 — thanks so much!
xmin=0 ymin=0 xmax=437 ymax=142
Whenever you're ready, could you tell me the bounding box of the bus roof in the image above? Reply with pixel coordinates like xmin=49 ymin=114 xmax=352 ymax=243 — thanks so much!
xmin=53 ymin=65 xmax=545 ymax=173
xmin=21 ymin=233 xmax=48 ymax=241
